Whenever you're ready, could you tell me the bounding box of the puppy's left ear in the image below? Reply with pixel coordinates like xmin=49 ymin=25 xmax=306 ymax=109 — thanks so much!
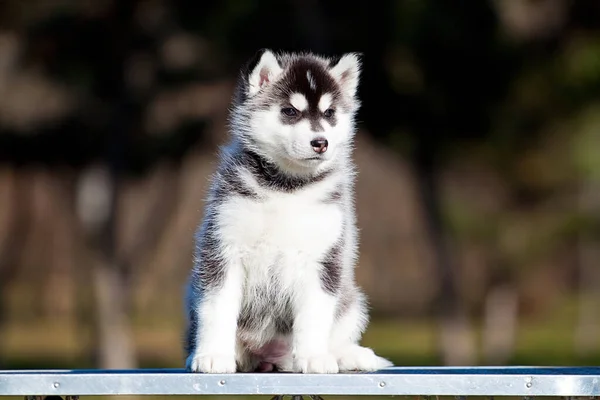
xmin=329 ymin=52 xmax=362 ymax=98
xmin=247 ymin=49 xmax=283 ymax=97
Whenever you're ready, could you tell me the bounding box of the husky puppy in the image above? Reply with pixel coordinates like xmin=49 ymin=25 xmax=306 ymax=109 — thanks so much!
xmin=184 ymin=49 xmax=392 ymax=374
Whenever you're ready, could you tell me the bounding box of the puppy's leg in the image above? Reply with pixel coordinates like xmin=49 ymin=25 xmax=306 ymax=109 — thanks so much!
xmin=235 ymin=339 xmax=259 ymax=373
xmin=292 ymin=271 xmax=339 ymax=374
xmin=185 ymin=259 xmax=243 ymax=373
xmin=330 ymin=290 xmax=393 ymax=371
xmin=271 ymin=335 xmax=294 ymax=372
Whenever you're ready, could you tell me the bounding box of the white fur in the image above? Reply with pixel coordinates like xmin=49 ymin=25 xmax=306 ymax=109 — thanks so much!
xmin=186 ymin=263 xmax=243 ymax=373
xmin=290 ymin=93 xmax=308 ymax=112
xmin=307 ymin=70 xmax=317 ymax=91
xmin=318 ymin=93 xmax=333 ymax=112
xmin=221 ymin=179 xmax=343 ymax=373
xmin=185 ymin=49 xmax=392 ymax=374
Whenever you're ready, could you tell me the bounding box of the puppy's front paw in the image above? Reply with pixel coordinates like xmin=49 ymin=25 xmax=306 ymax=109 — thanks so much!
xmin=186 ymin=352 xmax=236 ymax=373
xmin=294 ymin=353 xmax=339 ymax=374
xmin=334 ymin=345 xmax=393 ymax=372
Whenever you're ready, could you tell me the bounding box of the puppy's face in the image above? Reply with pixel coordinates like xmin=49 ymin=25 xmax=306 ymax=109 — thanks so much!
xmin=241 ymin=50 xmax=361 ymax=174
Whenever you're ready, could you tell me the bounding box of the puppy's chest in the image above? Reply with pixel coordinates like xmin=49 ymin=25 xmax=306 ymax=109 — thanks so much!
xmin=217 ymin=190 xmax=344 ymax=265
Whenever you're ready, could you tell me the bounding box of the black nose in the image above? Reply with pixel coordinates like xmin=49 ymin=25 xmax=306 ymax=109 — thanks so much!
xmin=310 ymin=138 xmax=328 ymax=154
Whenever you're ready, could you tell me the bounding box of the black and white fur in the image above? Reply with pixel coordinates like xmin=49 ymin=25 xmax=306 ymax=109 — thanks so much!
xmin=184 ymin=49 xmax=392 ymax=374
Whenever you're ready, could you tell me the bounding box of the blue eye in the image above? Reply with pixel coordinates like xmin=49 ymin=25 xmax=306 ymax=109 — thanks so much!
xmin=281 ymin=107 xmax=299 ymax=117
xmin=323 ymin=109 xmax=335 ymax=118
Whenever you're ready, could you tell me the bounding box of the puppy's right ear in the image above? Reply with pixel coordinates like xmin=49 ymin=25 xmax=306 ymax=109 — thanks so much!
xmin=247 ymin=49 xmax=283 ymax=96
xmin=329 ymin=52 xmax=362 ymax=99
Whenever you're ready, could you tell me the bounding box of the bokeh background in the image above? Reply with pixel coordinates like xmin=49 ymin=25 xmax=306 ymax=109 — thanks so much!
xmin=1 ymin=0 xmax=600 ymax=373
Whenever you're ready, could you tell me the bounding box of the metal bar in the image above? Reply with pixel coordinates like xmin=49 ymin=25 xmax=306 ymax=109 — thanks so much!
xmin=1 ymin=367 xmax=599 ymax=397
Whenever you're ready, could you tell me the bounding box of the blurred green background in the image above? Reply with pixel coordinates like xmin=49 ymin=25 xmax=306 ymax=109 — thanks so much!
xmin=0 ymin=0 xmax=600 ymax=380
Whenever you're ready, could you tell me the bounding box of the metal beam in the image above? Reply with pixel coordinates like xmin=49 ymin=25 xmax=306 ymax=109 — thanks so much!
xmin=1 ymin=367 xmax=599 ymax=397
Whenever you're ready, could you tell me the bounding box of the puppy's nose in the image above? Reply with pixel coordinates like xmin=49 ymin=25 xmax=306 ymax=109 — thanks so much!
xmin=310 ymin=138 xmax=328 ymax=154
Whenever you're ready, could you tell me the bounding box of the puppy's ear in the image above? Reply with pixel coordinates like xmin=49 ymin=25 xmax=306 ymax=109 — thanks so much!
xmin=247 ymin=49 xmax=283 ymax=97
xmin=329 ymin=52 xmax=362 ymax=98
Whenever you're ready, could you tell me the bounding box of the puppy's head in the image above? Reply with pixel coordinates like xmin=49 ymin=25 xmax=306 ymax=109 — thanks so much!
xmin=233 ymin=49 xmax=361 ymax=175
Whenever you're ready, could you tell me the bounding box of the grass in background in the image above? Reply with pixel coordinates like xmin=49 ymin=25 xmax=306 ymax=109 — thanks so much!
xmin=2 ymin=309 xmax=599 ymax=368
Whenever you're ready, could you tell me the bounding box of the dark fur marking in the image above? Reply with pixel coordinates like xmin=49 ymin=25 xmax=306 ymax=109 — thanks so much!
xmin=241 ymin=149 xmax=331 ymax=192
xmin=238 ymin=287 xmax=294 ymax=335
xmin=310 ymin=118 xmax=325 ymax=132
xmin=232 ymin=51 xmax=356 ymax=115
xmin=215 ymin=167 xmax=259 ymax=199
xmin=328 ymin=56 xmax=342 ymax=68
xmin=194 ymin=215 xmax=226 ymax=290
xmin=274 ymin=58 xmax=340 ymax=129
xmin=320 ymin=238 xmax=343 ymax=294
xmin=323 ymin=185 xmax=343 ymax=204
xmin=184 ymin=301 xmax=199 ymax=356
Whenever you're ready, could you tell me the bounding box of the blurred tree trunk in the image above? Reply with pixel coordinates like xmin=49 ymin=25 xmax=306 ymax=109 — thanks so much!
xmin=574 ymin=181 xmax=600 ymax=356
xmin=77 ymin=164 xmax=136 ymax=369
xmin=412 ymin=147 xmax=476 ymax=366
xmin=91 ymin=258 xmax=135 ymax=369
xmin=0 ymin=169 xmax=30 ymax=367
xmin=40 ymin=171 xmax=76 ymax=321
xmin=77 ymin=0 xmax=140 ymax=369
xmin=132 ymin=165 xmax=183 ymax=312
xmin=481 ymin=266 xmax=518 ymax=365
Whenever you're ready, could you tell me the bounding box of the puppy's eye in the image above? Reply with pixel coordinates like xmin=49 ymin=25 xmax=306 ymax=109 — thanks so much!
xmin=323 ymin=108 xmax=335 ymax=118
xmin=281 ymin=107 xmax=299 ymax=117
